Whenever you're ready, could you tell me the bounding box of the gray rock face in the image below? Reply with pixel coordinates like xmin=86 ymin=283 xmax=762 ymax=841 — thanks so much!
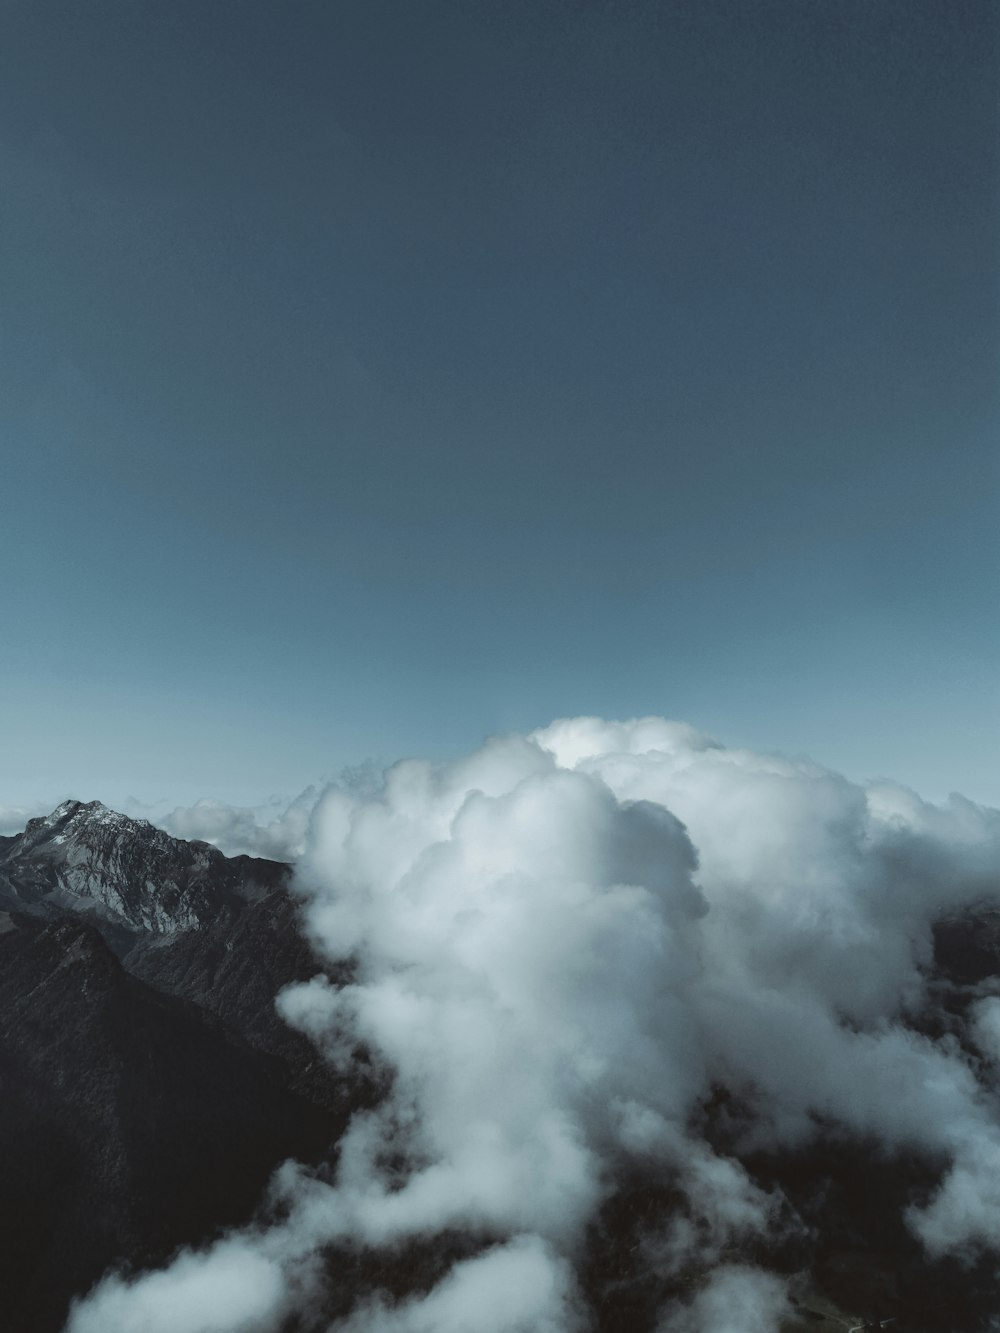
xmin=0 ymin=799 xmax=285 ymax=933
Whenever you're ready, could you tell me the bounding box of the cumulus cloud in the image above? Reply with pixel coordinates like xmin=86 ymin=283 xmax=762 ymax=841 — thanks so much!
xmin=657 ymin=1264 xmax=791 ymax=1333
xmin=971 ymin=996 xmax=1000 ymax=1065
xmin=67 ymin=1238 xmax=293 ymax=1333
xmin=331 ymin=1236 xmax=582 ymax=1333
xmin=147 ymin=765 xmax=384 ymax=860
xmin=67 ymin=717 xmax=1000 ymax=1332
xmin=154 ymin=789 xmax=321 ymax=861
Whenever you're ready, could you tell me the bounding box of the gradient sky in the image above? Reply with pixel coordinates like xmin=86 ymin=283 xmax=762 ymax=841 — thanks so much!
xmin=2 ymin=0 xmax=997 ymax=809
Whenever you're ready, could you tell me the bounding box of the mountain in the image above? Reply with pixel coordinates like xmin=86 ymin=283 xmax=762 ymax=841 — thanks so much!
xmin=0 ymin=799 xmax=360 ymax=1110
xmin=2 ymin=800 xmax=999 ymax=1332
xmin=0 ymin=799 xmax=285 ymax=934
xmin=0 ymin=912 xmax=336 ymax=1333
xmin=0 ymin=799 xmax=364 ymax=1333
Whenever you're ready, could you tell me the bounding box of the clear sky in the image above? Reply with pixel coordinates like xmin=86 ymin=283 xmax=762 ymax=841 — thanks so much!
xmin=2 ymin=0 xmax=997 ymax=810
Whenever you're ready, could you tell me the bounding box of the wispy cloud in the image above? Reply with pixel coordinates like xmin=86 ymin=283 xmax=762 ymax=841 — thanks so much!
xmin=0 ymin=800 xmax=62 ymax=836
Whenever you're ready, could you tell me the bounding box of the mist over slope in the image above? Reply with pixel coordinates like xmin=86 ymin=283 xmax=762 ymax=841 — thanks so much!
xmin=66 ymin=717 xmax=1000 ymax=1332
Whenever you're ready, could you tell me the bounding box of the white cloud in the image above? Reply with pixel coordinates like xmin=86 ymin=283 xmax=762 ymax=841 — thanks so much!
xmin=67 ymin=1238 xmax=292 ymax=1333
xmin=971 ymin=996 xmax=1000 ymax=1065
xmin=0 ymin=800 xmax=58 ymax=835
xmin=330 ymin=1236 xmax=583 ymax=1333
xmin=153 ymin=789 xmax=320 ymax=861
xmin=657 ymin=1264 xmax=791 ymax=1333
xmin=68 ymin=716 xmax=1000 ymax=1331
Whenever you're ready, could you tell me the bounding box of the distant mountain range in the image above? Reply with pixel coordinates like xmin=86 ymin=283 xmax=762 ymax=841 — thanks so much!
xmin=1 ymin=801 xmax=998 ymax=1331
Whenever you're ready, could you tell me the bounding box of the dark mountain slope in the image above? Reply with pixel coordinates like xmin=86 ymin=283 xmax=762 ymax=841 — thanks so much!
xmin=123 ymin=886 xmax=358 ymax=1111
xmin=0 ymin=912 xmax=338 ymax=1333
xmin=0 ymin=799 xmax=353 ymax=1107
xmin=0 ymin=799 xmax=285 ymax=934
xmin=0 ymin=802 xmax=357 ymax=1331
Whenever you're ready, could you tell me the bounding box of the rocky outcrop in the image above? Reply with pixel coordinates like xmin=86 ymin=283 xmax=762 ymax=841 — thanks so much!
xmin=0 ymin=799 xmax=285 ymax=934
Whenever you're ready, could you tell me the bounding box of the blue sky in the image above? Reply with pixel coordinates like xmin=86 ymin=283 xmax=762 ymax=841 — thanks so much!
xmin=2 ymin=0 xmax=997 ymax=809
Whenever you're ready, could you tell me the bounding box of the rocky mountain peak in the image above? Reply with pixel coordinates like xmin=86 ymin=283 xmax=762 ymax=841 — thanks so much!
xmin=18 ymin=798 xmax=138 ymax=855
xmin=0 ymin=800 xmax=287 ymax=935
